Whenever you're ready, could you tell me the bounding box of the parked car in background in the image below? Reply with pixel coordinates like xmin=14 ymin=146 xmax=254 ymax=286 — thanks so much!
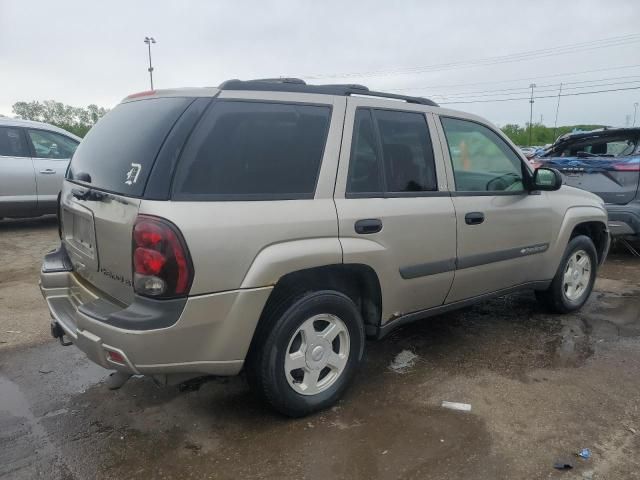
xmin=41 ymin=79 xmax=609 ymax=416
xmin=0 ymin=118 xmax=81 ymax=219
xmin=532 ymin=128 xmax=640 ymax=239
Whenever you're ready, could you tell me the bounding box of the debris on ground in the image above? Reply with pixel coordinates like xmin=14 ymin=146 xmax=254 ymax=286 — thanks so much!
xmin=553 ymin=459 xmax=574 ymax=470
xmin=441 ymin=401 xmax=472 ymax=412
xmin=577 ymin=448 xmax=592 ymax=459
xmin=388 ymin=349 xmax=418 ymax=373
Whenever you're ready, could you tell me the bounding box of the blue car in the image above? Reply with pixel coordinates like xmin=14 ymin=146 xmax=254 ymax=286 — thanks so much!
xmin=534 ymin=128 xmax=640 ymax=239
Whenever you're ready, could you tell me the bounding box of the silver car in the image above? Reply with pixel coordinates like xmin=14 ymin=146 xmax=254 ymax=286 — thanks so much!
xmin=40 ymin=79 xmax=610 ymax=416
xmin=0 ymin=118 xmax=80 ymax=219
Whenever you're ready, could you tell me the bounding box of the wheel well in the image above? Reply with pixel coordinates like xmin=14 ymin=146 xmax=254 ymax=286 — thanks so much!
xmin=570 ymin=221 xmax=608 ymax=262
xmin=254 ymin=264 xmax=382 ymax=339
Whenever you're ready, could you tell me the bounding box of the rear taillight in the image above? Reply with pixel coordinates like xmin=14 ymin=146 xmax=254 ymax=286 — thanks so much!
xmin=132 ymin=215 xmax=194 ymax=298
xmin=612 ymin=161 xmax=640 ymax=171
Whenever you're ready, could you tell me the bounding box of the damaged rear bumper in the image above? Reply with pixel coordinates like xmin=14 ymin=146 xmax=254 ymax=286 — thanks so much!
xmin=40 ymin=245 xmax=272 ymax=380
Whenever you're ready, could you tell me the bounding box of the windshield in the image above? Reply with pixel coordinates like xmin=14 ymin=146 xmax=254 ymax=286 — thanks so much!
xmin=67 ymin=97 xmax=192 ymax=196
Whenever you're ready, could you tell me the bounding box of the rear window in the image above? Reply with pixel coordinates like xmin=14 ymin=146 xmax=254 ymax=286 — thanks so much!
xmin=172 ymin=100 xmax=331 ymax=200
xmin=67 ymin=97 xmax=192 ymax=196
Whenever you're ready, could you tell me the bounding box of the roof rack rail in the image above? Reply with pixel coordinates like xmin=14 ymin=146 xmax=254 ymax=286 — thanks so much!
xmin=218 ymin=78 xmax=438 ymax=107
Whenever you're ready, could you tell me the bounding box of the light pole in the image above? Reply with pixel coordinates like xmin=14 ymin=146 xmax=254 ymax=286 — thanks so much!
xmin=634 ymin=102 xmax=639 ymax=127
xmin=144 ymin=36 xmax=156 ymax=90
xmin=528 ymin=83 xmax=536 ymax=146
xmin=553 ymin=83 xmax=563 ymax=141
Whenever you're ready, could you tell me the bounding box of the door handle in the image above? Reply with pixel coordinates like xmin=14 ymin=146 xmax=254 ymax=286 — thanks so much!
xmin=355 ymin=219 xmax=382 ymax=234
xmin=39 ymin=169 xmax=56 ymax=174
xmin=465 ymin=212 xmax=485 ymax=225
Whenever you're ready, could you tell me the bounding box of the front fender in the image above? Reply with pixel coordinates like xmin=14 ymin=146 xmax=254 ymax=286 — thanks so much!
xmin=541 ymin=205 xmax=608 ymax=279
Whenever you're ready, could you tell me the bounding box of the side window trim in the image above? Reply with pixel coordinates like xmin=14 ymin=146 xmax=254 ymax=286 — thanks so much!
xmin=346 ymin=107 xmax=442 ymax=199
xmin=439 ymin=115 xmax=532 ymax=195
xmin=345 ymin=108 xmax=385 ymax=198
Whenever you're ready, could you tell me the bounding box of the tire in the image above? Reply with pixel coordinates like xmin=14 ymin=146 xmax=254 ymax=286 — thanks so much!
xmin=246 ymin=290 xmax=365 ymax=417
xmin=535 ymin=235 xmax=598 ymax=313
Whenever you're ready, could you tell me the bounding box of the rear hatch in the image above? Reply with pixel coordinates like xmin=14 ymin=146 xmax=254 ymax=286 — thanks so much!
xmin=539 ymin=155 xmax=640 ymax=204
xmin=61 ymin=96 xmax=194 ymax=304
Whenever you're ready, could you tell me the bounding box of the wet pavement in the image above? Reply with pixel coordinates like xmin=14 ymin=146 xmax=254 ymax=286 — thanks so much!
xmin=1 ymin=219 xmax=639 ymax=479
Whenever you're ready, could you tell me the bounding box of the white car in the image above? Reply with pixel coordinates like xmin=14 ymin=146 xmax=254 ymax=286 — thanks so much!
xmin=0 ymin=118 xmax=80 ymax=218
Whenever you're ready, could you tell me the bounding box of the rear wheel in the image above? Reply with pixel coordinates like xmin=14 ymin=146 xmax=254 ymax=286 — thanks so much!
xmin=536 ymin=235 xmax=597 ymax=313
xmin=246 ymin=290 xmax=365 ymax=417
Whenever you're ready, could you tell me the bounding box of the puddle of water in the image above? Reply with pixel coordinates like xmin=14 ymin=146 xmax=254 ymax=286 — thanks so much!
xmin=0 ymin=374 xmax=57 ymax=476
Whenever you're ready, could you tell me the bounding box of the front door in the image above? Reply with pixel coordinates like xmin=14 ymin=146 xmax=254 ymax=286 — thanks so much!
xmin=436 ymin=115 xmax=554 ymax=303
xmin=334 ymin=99 xmax=457 ymax=322
xmin=27 ymin=129 xmax=79 ymax=214
xmin=0 ymin=126 xmax=36 ymax=218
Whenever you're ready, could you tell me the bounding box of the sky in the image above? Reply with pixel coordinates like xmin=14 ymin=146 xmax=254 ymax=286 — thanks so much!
xmin=1 ymin=0 xmax=640 ymax=127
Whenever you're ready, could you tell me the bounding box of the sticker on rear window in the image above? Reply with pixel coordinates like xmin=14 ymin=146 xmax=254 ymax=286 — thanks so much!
xmin=125 ymin=163 xmax=142 ymax=185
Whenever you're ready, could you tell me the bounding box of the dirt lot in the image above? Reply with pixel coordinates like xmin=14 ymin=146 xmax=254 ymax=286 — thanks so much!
xmin=1 ymin=217 xmax=639 ymax=479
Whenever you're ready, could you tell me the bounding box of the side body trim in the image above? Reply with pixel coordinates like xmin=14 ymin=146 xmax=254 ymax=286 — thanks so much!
xmin=375 ymin=280 xmax=552 ymax=338
xmin=398 ymin=243 xmax=550 ymax=279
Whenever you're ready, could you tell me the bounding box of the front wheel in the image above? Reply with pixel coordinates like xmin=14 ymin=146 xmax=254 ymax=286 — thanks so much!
xmin=246 ymin=290 xmax=365 ymax=417
xmin=536 ymin=235 xmax=597 ymax=313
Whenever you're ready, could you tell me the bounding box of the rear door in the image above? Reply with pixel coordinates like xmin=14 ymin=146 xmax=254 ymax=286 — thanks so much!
xmin=62 ymin=95 xmax=195 ymax=304
xmin=27 ymin=129 xmax=79 ymax=214
xmin=436 ymin=115 xmax=554 ymax=302
xmin=0 ymin=126 xmax=36 ymax=217
xmin=334 ymin=98 xmax=457 ymax=321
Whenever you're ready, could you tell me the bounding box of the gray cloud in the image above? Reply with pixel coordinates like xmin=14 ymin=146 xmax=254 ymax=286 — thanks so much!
xmin=1 ymin=0 xmax=639 ymax=126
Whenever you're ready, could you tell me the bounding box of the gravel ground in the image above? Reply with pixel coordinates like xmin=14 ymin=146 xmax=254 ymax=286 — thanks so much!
xmin=1 ymin=217 xmax=639 ymax=479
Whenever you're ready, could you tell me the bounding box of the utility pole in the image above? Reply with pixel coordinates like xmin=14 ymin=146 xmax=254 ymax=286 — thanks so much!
xmin=144 ymin=36 xmax=156 ymax=90
xmin=528 ymin=83 xmax=536 ymax=146
xmin=634 ymin=102 xmax=639 ymax=127
xmin=553 ymin=83 xmax=563 ymax=141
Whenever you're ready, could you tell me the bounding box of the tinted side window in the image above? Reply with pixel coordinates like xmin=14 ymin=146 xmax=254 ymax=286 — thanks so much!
xmin=0 ymin=127 xmax=29 ymax=157
xmin=375 ymin=110 xmax=437 ymax=192
xmin=28 ymin=130 xmax=78 ymax=159
xmin=172 ymin=101 xmax=331 ymax=200
xmin=441 ymin=117 xmax=524 ymax=192
xmin=347 ymin=109 xmax=382 ymax=194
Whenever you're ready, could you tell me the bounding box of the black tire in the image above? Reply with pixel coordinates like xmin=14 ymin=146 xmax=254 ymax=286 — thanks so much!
xmin=535 ymin=235 xmax=598 ymax=313
xmin=246 ymin=290 xmax=365 ymax=417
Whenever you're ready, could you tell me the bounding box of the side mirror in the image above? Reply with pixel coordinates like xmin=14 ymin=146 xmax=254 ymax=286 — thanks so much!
xmin=532 ymin=167 xmax=562 ymax=191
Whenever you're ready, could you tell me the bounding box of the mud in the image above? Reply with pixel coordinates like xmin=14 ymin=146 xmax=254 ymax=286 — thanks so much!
xmin=1 ymin=218 xmax=640 ymax=479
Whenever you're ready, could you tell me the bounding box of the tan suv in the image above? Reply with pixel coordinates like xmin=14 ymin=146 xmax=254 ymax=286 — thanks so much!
xmin=40 ymin=78 xmax=610 ymax=416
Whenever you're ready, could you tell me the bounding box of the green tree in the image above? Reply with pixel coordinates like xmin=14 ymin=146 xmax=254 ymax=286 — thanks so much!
xmin=501 ymin=123 xmax=607 ymax=147
xmin=12 ymin=100 xmax=109 ymax=137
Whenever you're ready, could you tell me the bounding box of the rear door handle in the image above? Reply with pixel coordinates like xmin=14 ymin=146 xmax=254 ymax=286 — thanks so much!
xmin=355 ymin=219 xmax=382 ymax=234
xmin=465 ymin=212 xmax=485 ymax=225
xmin=40 ymin=169 xmax=56 ymax=174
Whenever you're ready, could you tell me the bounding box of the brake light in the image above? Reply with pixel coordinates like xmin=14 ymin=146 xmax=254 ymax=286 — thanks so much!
xmin=132 ymin=215 xmax=194 ymax=298
xmin=125 ymin=90 xmax=156 ymax=99
xmin=612 ymin=161 xmax=640 ymax=171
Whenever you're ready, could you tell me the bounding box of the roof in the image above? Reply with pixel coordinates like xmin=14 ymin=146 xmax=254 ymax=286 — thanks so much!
xmin=218 ymin=78 xmax=439 ymax=106
xmin=0 ymin=117 xmax=82 ymax=141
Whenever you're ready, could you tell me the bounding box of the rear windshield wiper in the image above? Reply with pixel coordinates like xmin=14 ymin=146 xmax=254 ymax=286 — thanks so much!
xmin=71 ymin=187 xmax=105 ymax=201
